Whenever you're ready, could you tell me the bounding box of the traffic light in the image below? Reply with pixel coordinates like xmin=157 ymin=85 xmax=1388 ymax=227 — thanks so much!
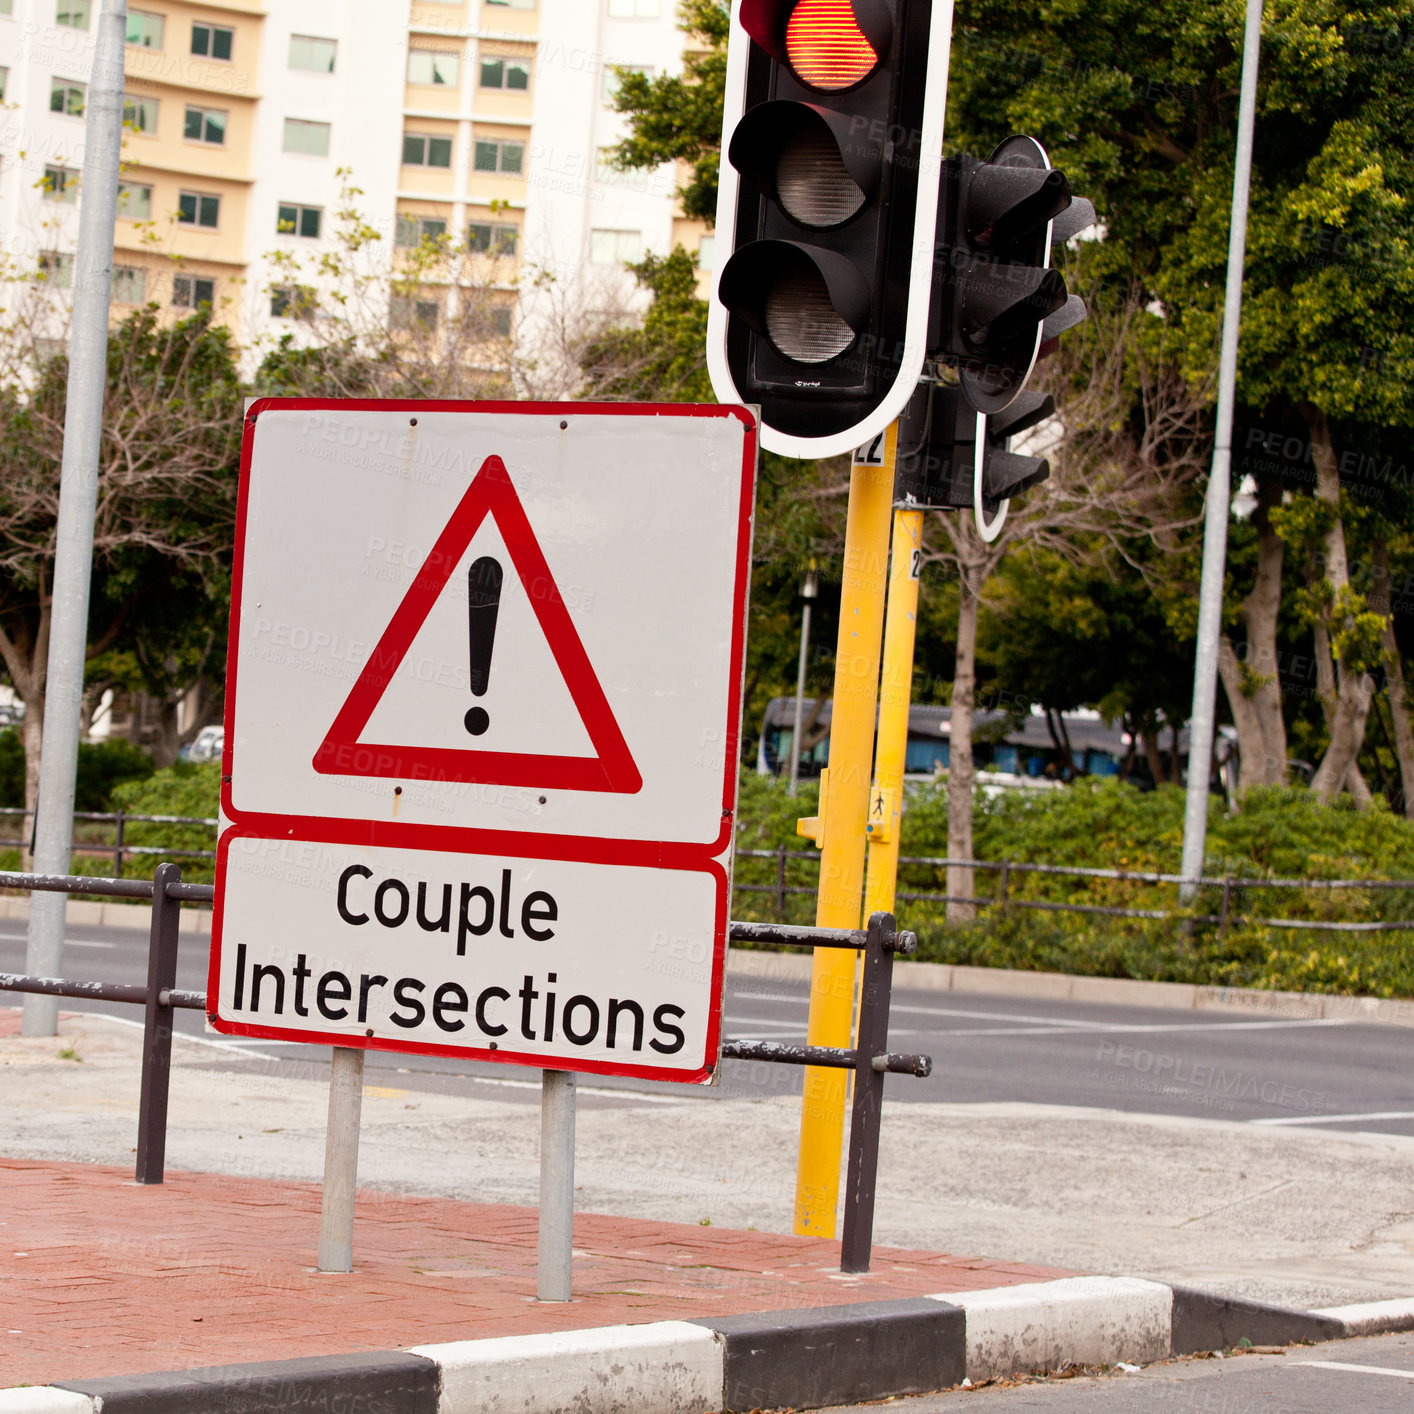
xmin=931 ymin=135 xmax=1095 ymax=415
xmin=896 ymin=382 xmax=1054 ymax=513
xmin=708 ymin=0 xmax=952 ymax=459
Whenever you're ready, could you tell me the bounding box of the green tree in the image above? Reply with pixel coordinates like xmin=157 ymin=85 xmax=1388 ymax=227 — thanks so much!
xmin=0 ymin=304 xmax=243 ymax=823
xmin=948 ymin=1 xmax=1414 ymax=800
xmin=607 ymin=0 xmax=730 ymax=223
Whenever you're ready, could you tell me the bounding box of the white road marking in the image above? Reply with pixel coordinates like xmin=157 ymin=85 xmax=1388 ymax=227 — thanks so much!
xmin=733 ymin=990 xmax=1346 ymax=1036
xmin=1296 ymin=1360 xmax=1414 ymax=1379
xmin=1254 ymin=1109 xmax=1414 ymax=1127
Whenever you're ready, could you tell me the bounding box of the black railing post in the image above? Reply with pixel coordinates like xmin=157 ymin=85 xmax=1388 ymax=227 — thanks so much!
xmin=840 ymin=910 xmax=895 ymax=1274
xmin=776 ymin=845 xmax=789 ymax=920
xmin=136 ymin=862 xmax=182 ymax=1185
xmin=114 ymin=810 xmax=126 ymax=877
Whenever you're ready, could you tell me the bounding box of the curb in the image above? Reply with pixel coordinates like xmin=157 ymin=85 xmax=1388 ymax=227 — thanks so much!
xmin=727 ymin=947 xmax=1414 ymax=1028
xmin=10 ymin=1277 xmax=1414 ymax=1413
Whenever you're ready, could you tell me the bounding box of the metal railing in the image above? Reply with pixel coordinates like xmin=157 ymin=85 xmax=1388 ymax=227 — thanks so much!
xmin=735 ymin=847 xmax=1414 ymax=934
xmin=0 ymin=867 xmax=930 ymax=1275
xmin=0 ymin=807 xmax=218 ymax=874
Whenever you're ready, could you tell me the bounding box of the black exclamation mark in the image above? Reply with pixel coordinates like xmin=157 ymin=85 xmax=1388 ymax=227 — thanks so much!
xmin=465 ymin=556 xmax=503 ymax=736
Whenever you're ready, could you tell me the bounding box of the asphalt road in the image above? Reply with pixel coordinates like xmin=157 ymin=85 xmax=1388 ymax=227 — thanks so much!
xmin=818 ymin=1333 xmax=1414 ymax=1413
xmin=5 ymin=917 xmax=1414 ymax=1130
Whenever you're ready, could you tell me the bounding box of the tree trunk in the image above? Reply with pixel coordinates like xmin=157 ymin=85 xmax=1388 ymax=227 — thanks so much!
xmin=1217 ymin=635 xmax=1266 ymax=791
xmin=1372 ymin=536 xmax=1414 ymax=816
xmin=20 ymin=695 xmax=42 ymax=871
xmin=1245 ymin=480 xmax=1288 ymax=784
xmin=946 ymin=566 xmax=980 ymax=922
xmin=1306 ymin=408 xmax=1375 ymax=803
xmin=1141 ymin=727 xmax=1167 ymax=787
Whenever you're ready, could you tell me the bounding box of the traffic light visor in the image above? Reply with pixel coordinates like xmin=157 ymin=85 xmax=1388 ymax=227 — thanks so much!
xmin=727 ymin=102 xmax=881 ymax=230
xmin=787 ymin=0 xmax=878 ymax=90
xmin=740 ymin=0 xmax=892 ymax=90
xmin=718 ymin=240 xmax=869 ymax=364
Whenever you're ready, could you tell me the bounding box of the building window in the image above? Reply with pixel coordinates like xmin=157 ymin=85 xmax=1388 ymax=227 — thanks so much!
xmin=173 ymin=274 xmax=215 ymax=308
xmin=50 ymin=79 xmax=86 ymax=117
xmin=0 ymin=69 xmax=7 ymax=101
xmin=389 ymin=295 xmax=440 ymax=330
xmin=475 ymin=306 xmax=513 ymax=338
xmin=289 ymin=34 xmax=336 ymax=73
xmin=485 ymin=0 xmax=535 ymax=8
xmin=408 ymin=49 xmax=459 ymax=86
xmin=403 ymin=132 xmax=453 ymax=168
xmin=603 ymin=63 xmax=653 ymax=104
xmin=0 ymin=2 xmax=11 ymax=15
xmin=270 ymin=286 xmax=316 ymax=321
xmin=589 ymin=228 xmax=643 ymax=264
xmin=473 ymin=139 xmax=524 ymax=175
xmin=56 ymin=0 xmax=89 ymax=27
xmin=117 ymin=182 xmax=152 ymax=220
xmin=283 ymin=118 xmax=331 ymax=156
xmin=112 ymin=266 xmax=146 ymax=303
xmin=184 ymin=105 xmax=226 ymax=145
xmin=608 ymin=0 xmax=659 ymax=14
xmin=191 ymin=23 xmax=233 ymax=60
xmin=480 ymin=56 xmax=530 ymax=90
xmin=123 ymin=94 xmax=158 ymax=133
xmin=277 ymin=202 xmax=323 ymax=238
xmin=38 ymin=252 xmax=74 ymax=288
xmin=467 ymin=222 xmax=518 ymax=256
xmin=395 ymin=215 xmax=448 ymax=247
xmin=42 ymin=166 xmax=79 ymax=203
xmin=126 ymin=9 xmax=163 ymax=47
xmin=697 ymin=234 xmax=716 ymax=270
xmin=177 ymin=191 xmax=220 ymax=228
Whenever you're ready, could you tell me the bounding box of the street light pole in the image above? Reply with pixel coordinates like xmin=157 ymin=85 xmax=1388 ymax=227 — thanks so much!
xmin=1180 ymin=0 xmax=1264 ymax=901
xmin=22 ymin=0 xmax=127 ymax=1036
xmin=788 ymin=567 xmax=818 ymax=798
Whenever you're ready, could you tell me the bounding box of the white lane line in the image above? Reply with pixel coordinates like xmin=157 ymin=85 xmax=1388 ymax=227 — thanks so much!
xmin=82 ymin=1011 xmax=286 ymax=1062
xmin=915 ymin=1018 xmax=1347 ymax=1038
xmin=1295 ymin=1360 xmax=1414 ymax=1380
xmin=732 ymin=991 xmax=1346 ymax=1036
xmin=1253 ymin=1109 xmax=1414 ymax=1127
xmin=66 ymin=941 xmax=117 ymax=950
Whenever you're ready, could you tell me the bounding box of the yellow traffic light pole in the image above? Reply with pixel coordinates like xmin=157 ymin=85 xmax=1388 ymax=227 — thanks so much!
xmin=863 ymin=506 xmax=925 ymax=919
xmin=793 ymin=421 xmax=897 ymax=1238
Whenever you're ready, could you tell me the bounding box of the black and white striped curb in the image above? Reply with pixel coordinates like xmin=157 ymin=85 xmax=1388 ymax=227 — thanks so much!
xmin=6 ymin=1277 xmax=1414 ymax=1413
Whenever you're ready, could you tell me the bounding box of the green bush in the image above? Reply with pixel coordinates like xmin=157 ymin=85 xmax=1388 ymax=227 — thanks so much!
xmin=733 ymin=770 xmax=1414 ymax=998
xmin=110 ymin=761 xmax=221 ymax=885
xmin=0 ymin=729 xmax=155 ymax=812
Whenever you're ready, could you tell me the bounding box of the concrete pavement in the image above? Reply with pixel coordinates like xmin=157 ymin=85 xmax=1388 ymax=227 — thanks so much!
xmin=5 ymin=1007 xmax=1414 ymax=1309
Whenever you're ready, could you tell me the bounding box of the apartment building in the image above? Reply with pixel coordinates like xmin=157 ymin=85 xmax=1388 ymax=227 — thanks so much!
xmin=0 ymin=0 xmax=700 ymax=368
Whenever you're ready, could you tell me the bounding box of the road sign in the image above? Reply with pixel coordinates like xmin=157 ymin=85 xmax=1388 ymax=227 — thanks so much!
xmin=210 ymin=400 xmax=757 ymax=1083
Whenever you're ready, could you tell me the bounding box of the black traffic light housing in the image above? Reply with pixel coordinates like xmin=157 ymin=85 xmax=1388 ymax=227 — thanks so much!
xmin=709 ymin=0 xmax=949 ymax=459
xmin=896 ymin=382 xmax=1055 ymax=513
xmin=931 ymin=135 xmax=1096 ymax=415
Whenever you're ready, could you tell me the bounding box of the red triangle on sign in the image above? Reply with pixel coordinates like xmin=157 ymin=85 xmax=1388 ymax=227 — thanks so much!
xmin=313 ymin=455 xmax=642 ymax=794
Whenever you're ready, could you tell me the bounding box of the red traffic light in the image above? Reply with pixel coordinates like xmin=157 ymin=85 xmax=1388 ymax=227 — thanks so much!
xmin=740 ymin=0 xmax=892 ymax=93
xmin=786 ymin=0 xmax=878 ymax=90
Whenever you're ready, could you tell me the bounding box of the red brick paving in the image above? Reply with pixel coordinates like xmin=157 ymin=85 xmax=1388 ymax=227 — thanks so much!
xmin=0 ymin=1156 xmax=1071 ymax=1386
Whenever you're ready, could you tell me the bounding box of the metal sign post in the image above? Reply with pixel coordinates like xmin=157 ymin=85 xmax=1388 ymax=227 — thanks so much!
xmin=793 ymin=423 xmax=897 ymax=1238
xmin=537 ymin=1069 xmax=577 ymax=1301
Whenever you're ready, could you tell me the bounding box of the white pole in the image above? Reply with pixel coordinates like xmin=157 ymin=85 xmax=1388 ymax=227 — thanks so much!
xmin=1180 ymin=0 xmax=1264 ymax=901
xmin=22 ymin=0 xmax=127 ymax=1036
xmin=788 ymin=570 xmax=817 ymax=797
xmin=537 ymin=1069 xmax=576 ymax=1301
xmin=318 ymin=1047 xmax=366 ymax=1273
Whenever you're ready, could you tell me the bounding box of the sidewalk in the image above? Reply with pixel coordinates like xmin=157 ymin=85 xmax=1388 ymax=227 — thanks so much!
xmin=0 ymin=1156 xmax=1067 ymax=1388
